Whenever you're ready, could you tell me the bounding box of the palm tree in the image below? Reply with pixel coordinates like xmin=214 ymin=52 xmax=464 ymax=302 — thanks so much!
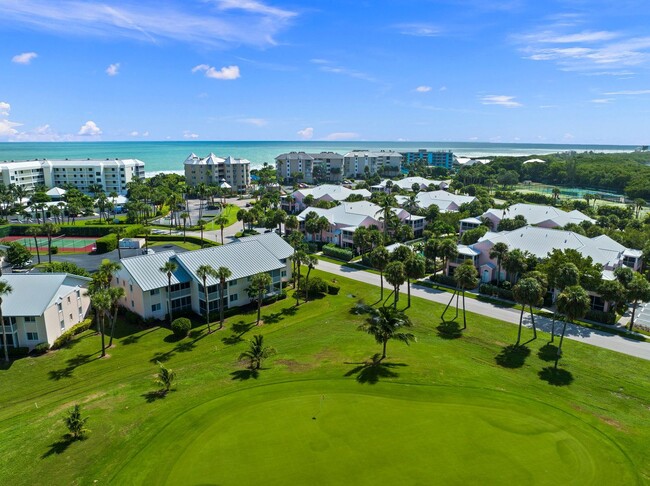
xmin=107 ymin=286 xmax=125 ymax=347
xmin=214 ymin=214 xmax=229 ymax=244
xmin=197 ymin=264 xmax=217 ymax=333
xmin=142 ymin=226 xmax=152 ymax=252
xmin=197 ymin=219 xmax=206 ymax=248
xmin=91 ymin=289 xmax=112 ymax=358
xmin=404 ymin=254 xmax=426 ymax=307
xmin=217 ymin=266 xmax=232 ymax=330
xmin=293 ymin=249 xmax=306 ymax=306
xmin=438 ymin=238 xmax=458 ymax=275
xmin=489 ymin=242 xmax=509 ymax=286
xmin=555 ymin=285 xmax=590 ymax=369
xmin=442 ymin=260 xmax=478 ymax=329
xmin=156 ymin=361 xmax=176 ymax=394
xmin=236 ymin=208 xmax=248 ymax=232
xmin=26 ymin=226 xmax=42 ymax=264
xmin=423 ymin=238 xmax=440 ymax=273
xmin=369 ymin=246 xmax=390 ymax=300
xmin=249 ymin=272 xmax=272 ymax=325
xmin=159 ymin=261 xmax=178 ymax=325
xmin=285 ymin=215 xmax=299 ymax=234
xmin=358 ymin=306 xmax=415 ymax=360
xmin=41 ymin=222 xmax=60 ymax=264
xmin=512 ymin=277 xmax=544 ymax=345
xmin=239 ymin=334 xmax=276 ymax=370
xmin=625 ymin=273 xmax=650 ymax=330
xmin=0 ymin=280 xmax=13 ymax=362
xmin=64 ymin=404 xmax=89 ymax=440
xmin=180 ymin=211 xmax=189 ymax=242
xmin=303 ymin=254 xmax=318 ymax=302
xmin=384 ymin=261 xmax=406 ymax=308
xmin=375 ymin=194 xmax=396 ymax=240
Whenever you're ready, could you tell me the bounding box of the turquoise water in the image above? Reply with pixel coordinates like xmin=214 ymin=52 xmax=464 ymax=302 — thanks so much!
xmin=0 ymin=141 xmax=637 ymax=175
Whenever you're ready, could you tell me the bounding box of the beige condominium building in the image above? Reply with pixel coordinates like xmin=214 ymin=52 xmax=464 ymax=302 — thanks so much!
xmin=183 ymin=153 xmax=250 ymax=193
xmin=342 ymin=150 xmax=402 ymax=178
xmin=0 ymin=158 xmax=145 ymax=195
xmin=275 ymin=151 xmax=344 ymax=184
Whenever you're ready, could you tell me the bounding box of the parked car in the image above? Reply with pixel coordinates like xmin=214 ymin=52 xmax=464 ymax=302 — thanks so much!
xmin=142 ymin=248 xmax=155 ymax=255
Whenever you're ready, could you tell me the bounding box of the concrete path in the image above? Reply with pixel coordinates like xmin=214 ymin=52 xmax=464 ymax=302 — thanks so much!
xmin=316 ymin=260 xmax=650 ymax=361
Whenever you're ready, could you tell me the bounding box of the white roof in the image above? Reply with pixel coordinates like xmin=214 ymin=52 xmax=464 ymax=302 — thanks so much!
xmin=343 ymin=150 xmax=402 ymax=158
xmin=476 ymin=225 xmax=630 ymax=268
xmin=45 ymin=187 xmax=66 ymax=197
xmin=292 ymin=184 xmax=370 ymax=202
xmin=183 ymin=153 xmax=250 ymax=166
xmin=483 ymin=203 xmax=594 ymax=227
xmin=120 ymin=251 xmax=192 ymax=292
xmin=397 ymin=190 xmax=476 ymax=211
xmin=297 ymin=200 xmax=411 ymax=228
xmin=2 ymin=274 xmax=91 ymax=316
xmin=455 ymin=157 xmax=491 ymax=166
xmin=523 ymin=158 xmax=546 ymax=164
xmin=458 ymin=245 xmax=480 ymax=257
xmin=376 ymin=177 xmax=444 ymax=190
xmin=275 ymin=151 xmax=343 ymax=161
xmin=460 ymin=217 xmax=483 ymax=225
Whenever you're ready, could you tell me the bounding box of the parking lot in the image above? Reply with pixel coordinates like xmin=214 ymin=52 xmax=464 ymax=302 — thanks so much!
xmin=633 ymin=301 xmax=650 ymax=330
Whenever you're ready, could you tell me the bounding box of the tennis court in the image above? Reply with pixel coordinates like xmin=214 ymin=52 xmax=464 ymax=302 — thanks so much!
xmin=2 ymin=235 xmax=97 ymax=253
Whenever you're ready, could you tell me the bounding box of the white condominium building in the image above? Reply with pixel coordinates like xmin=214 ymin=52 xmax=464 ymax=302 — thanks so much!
xmin=275 ymin=152 xmax=344 ymax=183
xmin=184 ymin=153 xmax=251 ymax=193
xmin=342 ymin=150 xmax=402 ymax=178
xmin=0 ymin=158 xmax=145 ymax=195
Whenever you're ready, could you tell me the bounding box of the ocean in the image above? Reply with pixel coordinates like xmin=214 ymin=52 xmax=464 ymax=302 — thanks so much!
xmin=0 ymin=141 xmax=638 ymax=176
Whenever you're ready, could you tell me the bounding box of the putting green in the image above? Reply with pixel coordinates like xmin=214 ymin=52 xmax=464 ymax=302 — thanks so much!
xmin=119 ymin=381 xmax=634 ymax=485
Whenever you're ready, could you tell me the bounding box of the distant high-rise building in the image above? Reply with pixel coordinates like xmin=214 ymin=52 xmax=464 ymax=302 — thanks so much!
xmin=342 ymin=150 xmax=403 ymax=178
xmin=402 ymin=149 xmax=454 ymax=169
xmin=275 ymin=152 xmax=344 ymax=183
xmin=183 ymin=153 xmax=250 ymax=193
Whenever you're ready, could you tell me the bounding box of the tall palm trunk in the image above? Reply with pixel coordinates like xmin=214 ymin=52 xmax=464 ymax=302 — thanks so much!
xmin=382 ymin=339 xmax=387 ymax=360
xmin=257 ymin=291 xmax=262 ymax=325
xmin=100 ymin=313 xmax=106 ymax=358
xmin=554 ymin=320 xmax=568 ymax=369
xmin=203 ymin=277 xmax=212 ymax=333
xmin=530 ymin=305 xmax=537 ymax=339
xmin=32 ymin=235 xmax=41 ymax=264
xmin=1 ymin=303 xmax=8 ymax=363
xmin=219 ymin=281 xmax=225 ymax=329
xmin=379 ymin=271 xmax=384 ymax=300
xmin=167 ymin=277 xmax=173 ymax=325
xmin=516 ymin=307 xmax=525 ymax=345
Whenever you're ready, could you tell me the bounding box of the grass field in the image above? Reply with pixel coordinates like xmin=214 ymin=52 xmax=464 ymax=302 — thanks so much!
xmin=1 ymin=269 xmax=648 ymax=485
xmin=205 ymin=204 xmax=239 ymax=231
xmin=2 ymin=235 xmax=97 ymax=253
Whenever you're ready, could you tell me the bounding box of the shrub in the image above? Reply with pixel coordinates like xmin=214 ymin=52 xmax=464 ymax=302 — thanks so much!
xmin=430 ymin=274 xmax=457 ymax=287
xmin=49 ymin=245 xmax=59 ymax=255
xmin=262 ymin=290 xmax=287 ymax=306
xmin=327 ymin=282 xmax=341 ymax=295
xmin=95 ymin=233 xmax=117 ymax=254
xmin=585 ymin=309 xmax=617 ymax=325
xmin=7 ymin=347 xmax=29 ymax=358
xmin=51 ymin=318 xmax=93 ymax=349
xmin=171 ymin=318 xmax=191 ymax=338
xmin=305 ymin=276 xmax=327 ymax=295
xmin=322 ymin=244 xmax=354 ymax=262
xmin=32 ymin=342 xmax=50 ymax=355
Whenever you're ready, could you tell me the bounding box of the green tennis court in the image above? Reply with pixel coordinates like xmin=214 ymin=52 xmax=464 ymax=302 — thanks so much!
xmin=3 ymin=235 xmax=97 ymax=253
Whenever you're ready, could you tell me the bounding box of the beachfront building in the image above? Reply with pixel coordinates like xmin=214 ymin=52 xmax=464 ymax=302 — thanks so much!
xmin=113 ymin=232 xmax=292 ymax=321
xmin=1 ymin=273 xmax=91 ymax=351
xmin=0 ymin=159 xmax=145 ymax=195
xmin=281 ymin=184 xmax=371 ymax=213
xmin=183 ymin=153 xmax=251 ymax=193
xmin=396 ymin=190 xmax=476 ymax=212
xmin=401 ymin=149 xmax=454 ymax=169
xmin=275 ymin=152 xmax=344 ymax=184
xmin=342 ymin=150 xmax=403 ymax=178
xmin=296 ymin=200 xmax=425 ymax=247
xmin=371 ymin=177 xmax=450 ymax=193
xmin=480 ymin=203 xmax=594 ymax=231
xmin=447 ymin=226 xmax=643 ymax=311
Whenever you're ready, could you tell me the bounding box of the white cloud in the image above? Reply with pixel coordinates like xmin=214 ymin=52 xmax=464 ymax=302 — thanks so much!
xmin=239 ymin=118 xmax=267 ymax=127
xmin=12 ymin=52 xmax=37 ymax=64
xmin=394 ymin=23 xmax=442 ymax=37
xmin=130 ymin=131 xmax=139 ymax=136
xmin=183 ymin=131 xmax=199 ymax=139
xmin=192 ymin=64 xmax=240 ymax=80
xmin=603 ymin=89 xmax=650 ymax=95
xmin=0 ymin=101 xmax=21 ymax=138
xmin=439 ymin=86 xmax=447 ymax=91
xmin=297 ymin=127 xmax=313 ymax=140
xmin=311 ymin=59 xmax=379 ymax=83
xmin=324 ymin=132 xmax=359 ymax=141
xmin=590 ymin=98 xmax=613 ymax=103
xmin=480 ymin=95 xmax=522 ymax=108
xmin=0 ymin=101 xmax=10 ymax=116
xmin=106 ymin=63 xmax=120 ymax=76
xmin=415 ymin=86 xmax=432 ymax=92
xmin=78 ymin=120 xmax=102 ymax=136
xmin=0 ymin=0 xmax=296 ymax=48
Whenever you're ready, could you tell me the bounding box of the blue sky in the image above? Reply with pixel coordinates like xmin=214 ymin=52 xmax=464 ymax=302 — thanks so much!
xmin=0 ymin=0 xmax=649 ymax=144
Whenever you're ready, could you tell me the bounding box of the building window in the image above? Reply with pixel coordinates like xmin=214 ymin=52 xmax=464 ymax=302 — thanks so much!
xmin=24 ymin=316 xmax=36 ymax=323
xmin=57 ymin=303 xmax=63 ymax=312
xmin=26 ymin=332 xmax=39 ymax=341
xmin=116 ymin=278 xmax=120 ymax=284
xmin=150 ymin=288 xmax=160 ymax=295
xmin=79 ymin=307 xmax=83 ymax=316
xmin=151 ymin=303 xmax=161 ymax=312
xmin=229 ymin=294 xmax=238 ymax=302
xmin=60 ymin=320 xmax=65 ymax=330
xmin=281 ymin=270 xmax=287 ymax=277
xmin=67 ymin=296 xmax=71 ymax=303
xmin=69 ymin=313 xmax=73 ymax=320
xmin=131 ymin=300 xmax=135 ymax=308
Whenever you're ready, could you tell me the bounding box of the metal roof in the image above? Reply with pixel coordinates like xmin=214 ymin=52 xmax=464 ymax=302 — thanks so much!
xmin=292 ymin=184 xmax=371 ymax=201
xmin=2 ymin=273 xmax=91 ymax=316
xmin=175 ymin=240 xmax=284 ymax=286
xmin=235 ymin=232 xmax=294 ymax=260
xmin=483 ymin=204 xmax=594 ymax=226
xmin=120 ymin=251 xmax=192 ymax=292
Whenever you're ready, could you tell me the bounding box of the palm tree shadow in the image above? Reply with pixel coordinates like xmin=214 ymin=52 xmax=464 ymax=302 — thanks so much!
xmin=150 ymin=350 xmax=174 ymax=363
xmin=261 ymin=312 xmax=283 ymax=324
xmin=41 ymin=436 xmax=76 ymax=458
xmin=222 ymin=320 xmax=255 ymax=346
xmin=48 ymin=353 xmax=98 ymax=380
xmin=141 ymin=390 xmax=169 ymax=403
xmin=344 ymin=354 xmax=407 ymax=384
xmin=280 ymin=306 xmax=298 ymax=317
xmin=230 ymin=368 xmax=260 ymax=380
xmin=539 ymin=366 xmax=574 ymax=386
xmin=436 ymin=320 xmax=463 ymax=339
xmin=495 ymin=344 xmax=531 ymax=368
xmin=537 ymin=344 xmax=559 ymax=362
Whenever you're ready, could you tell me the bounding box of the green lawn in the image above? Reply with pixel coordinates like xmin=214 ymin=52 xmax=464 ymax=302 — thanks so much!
xmin=1 ymin=269 xmax=649 ymax=485
xmin=149 ymin=240 xmax=203 ymax=251
xmin=205 ymin=204 xmax=239 ymax=231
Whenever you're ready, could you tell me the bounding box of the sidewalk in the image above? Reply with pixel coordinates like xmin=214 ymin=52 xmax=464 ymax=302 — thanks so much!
xmin=316 ymin=260 xmax=650 ymax=361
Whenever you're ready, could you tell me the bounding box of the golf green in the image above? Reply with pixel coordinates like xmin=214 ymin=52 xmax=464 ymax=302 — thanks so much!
xmin=118 ymin=381 xmax=634 ymax=485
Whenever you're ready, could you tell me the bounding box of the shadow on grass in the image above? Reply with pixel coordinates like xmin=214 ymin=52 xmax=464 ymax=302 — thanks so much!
xmin=344 ymin=354 xmax=407 ymax=384
xmin=261 ymin=312 xmax=284 ymax=325
xmin=495 ymin=345 xmax=531 ymax=369
xmin=42 ymin=436 xmax=78 ymax=459
xmin=141 ymin=390 xmax=170 ymax=403
xmin=48 ymin=352 xmax=98 ymax=380
xmin=174 ymin=341 xmax=197 ymax=353
xmin=222 ymin=321 xmax=254 ymax=346
xmin=163 ymin=333 xmax=184 ymax=344
xmin=150 ymin=350 xmax=173 ymax=363
xmin=539 ymin=367 xmax=574 ymax=386
xmin=436 ymin=321 xmax=463 ymax=340
xmin=230 ymin=368 xmax=260 ymax=380
xmin=120 ymin=327 xmax=158 ymax=346
xmin=280 ymin=306 xmax=298 ymax=317
xmin=538 ymin=344 xmax=559 ymax=362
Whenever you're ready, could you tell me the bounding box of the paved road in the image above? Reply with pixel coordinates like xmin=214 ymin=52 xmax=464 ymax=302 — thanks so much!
xmin=316 ymin=260 xmax=650 ymax=361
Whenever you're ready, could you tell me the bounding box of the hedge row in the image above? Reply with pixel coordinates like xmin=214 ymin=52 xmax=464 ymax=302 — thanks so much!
xmin=95 ymin=234 xmax=118 ymax=254
xmin=430 ymin=274 xmax=457 ymax=288
xmin=585 ymin=309 xmax=617 ymax=325
xmin=322 ymin=244 xmax=354 ymax=262
xmin=479 ymin=283 xmax=514 ymax=301
xmin=146 ymin=234 xmax=218 ymax=247
xmin=51 ymin=318 xmax=94 ymax=349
